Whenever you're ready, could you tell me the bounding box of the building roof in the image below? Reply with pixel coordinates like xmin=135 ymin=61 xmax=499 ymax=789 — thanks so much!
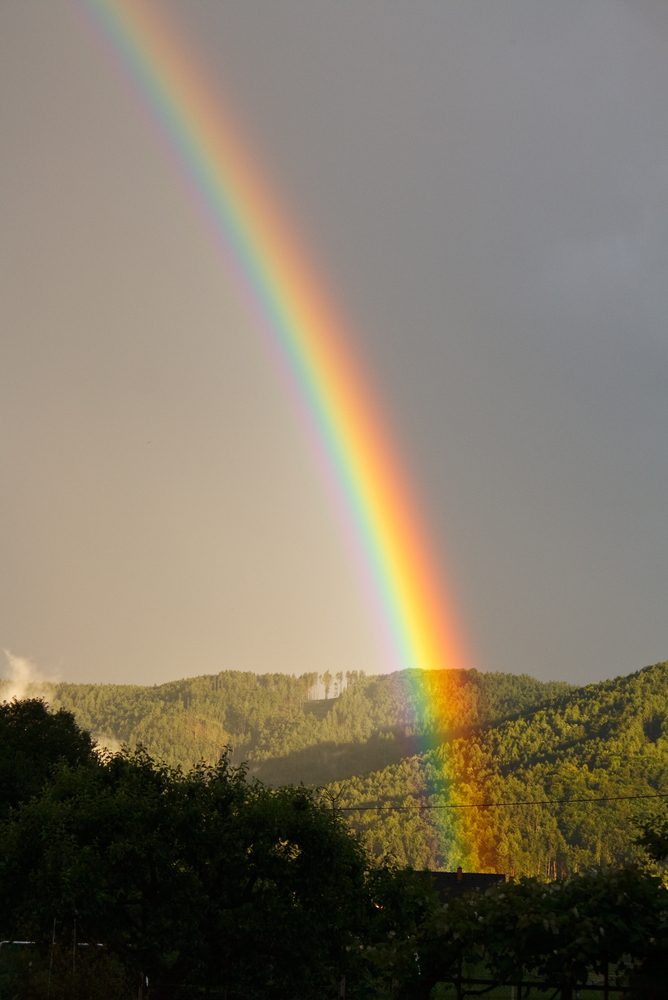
xmin=430 ymin=869 xmax=505 ymax=902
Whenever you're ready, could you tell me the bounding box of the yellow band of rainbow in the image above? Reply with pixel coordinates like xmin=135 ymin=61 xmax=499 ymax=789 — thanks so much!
xmin=80 ymin=0 xmax=471 ymax=676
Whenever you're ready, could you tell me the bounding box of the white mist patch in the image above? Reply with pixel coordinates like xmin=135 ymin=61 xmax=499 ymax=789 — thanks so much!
xmin=1 ymin=650 xmax=59 ymax=703
xmin=94 ymin=734 xmax=123 ymax=755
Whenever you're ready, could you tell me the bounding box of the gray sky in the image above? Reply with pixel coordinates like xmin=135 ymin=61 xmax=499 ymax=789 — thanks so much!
xmin=1 ymin=0 xmax=667 ymax=687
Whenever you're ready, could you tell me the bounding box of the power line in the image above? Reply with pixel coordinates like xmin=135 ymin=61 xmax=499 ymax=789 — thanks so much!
xmin=338 ymin=792 xmax=668 ymax=812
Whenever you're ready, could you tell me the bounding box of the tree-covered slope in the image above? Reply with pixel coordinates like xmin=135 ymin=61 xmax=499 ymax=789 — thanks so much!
xmin=0 ymin=668 xmax=571 ymax=781
xmin=2 ymin=661 xmax=667 ymax=876
xmin=250 ymin=669 xmax=572 ymax=785
xmin=330 ymin=661 xmax=668 ymax=876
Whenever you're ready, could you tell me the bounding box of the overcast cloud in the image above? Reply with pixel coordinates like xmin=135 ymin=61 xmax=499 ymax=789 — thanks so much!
xmin=1 ymin=1 xmax=667 ymax=685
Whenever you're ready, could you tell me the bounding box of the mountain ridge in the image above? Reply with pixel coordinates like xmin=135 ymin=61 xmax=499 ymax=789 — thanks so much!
xmin=0 ymin=667 xmax=572 ymax=779
xmin=2 ymin=661 xmax=665 ymax=876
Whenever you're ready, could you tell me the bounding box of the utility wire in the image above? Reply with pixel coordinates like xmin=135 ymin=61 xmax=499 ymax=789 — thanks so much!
xmin=338 ymin=792 xmax=668 ymax=812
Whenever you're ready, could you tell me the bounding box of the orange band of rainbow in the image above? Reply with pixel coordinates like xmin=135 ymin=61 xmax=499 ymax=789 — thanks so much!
xmin=79 ymin=0 xmax=472 ymax=677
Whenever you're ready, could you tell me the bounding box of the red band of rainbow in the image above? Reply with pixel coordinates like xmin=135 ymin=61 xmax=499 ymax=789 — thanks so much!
xmin=78 ymin=0 xmax=472 ymax=678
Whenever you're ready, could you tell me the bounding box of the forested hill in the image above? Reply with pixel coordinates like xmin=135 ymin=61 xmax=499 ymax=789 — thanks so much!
xmin=330 ymin=660 xmax=668 ymax=877
xmin=3 ymin=661 xmax=668 ymax=876
xmin=0 ymin=668 xmax=570 ymax=780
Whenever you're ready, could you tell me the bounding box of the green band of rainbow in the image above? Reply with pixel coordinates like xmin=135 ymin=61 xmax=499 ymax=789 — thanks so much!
xmin=80 ymin=0 xmax=470 ymax=676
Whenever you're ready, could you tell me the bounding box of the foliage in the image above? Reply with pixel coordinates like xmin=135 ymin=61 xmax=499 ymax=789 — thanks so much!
xmin=0 ymin=698 xmax=96 ymax=818
xmin=633 ymin=803 xmax=668 ymax=867
xmin=1 ymin=668 xmax=572 ymax=785
xmin=0 ymin=743 xmax=432 ymax=1000
xmin=367 ymin=867 xmax=668 ymax=999
xmin=5 ymin=692 xmax=668 ymax=997
xmin=331 ymin=661 xmax=668 ymax=875
xmin=6 ymin=662 xmax=668 ymax=877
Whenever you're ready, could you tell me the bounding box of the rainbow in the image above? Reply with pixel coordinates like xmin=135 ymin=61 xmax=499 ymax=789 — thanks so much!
xmin=78 ymin=0 xmax=471 ymax=677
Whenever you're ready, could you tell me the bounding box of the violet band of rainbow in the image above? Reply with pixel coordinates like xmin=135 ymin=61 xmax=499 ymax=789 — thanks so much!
xmin=78 ymin=0 xmax=471 ymax=676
